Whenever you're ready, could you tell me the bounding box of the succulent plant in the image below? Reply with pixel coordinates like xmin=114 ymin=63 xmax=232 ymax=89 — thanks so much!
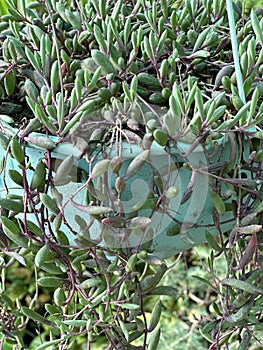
xmin=0 ymin=0 xmax=263 ymax=349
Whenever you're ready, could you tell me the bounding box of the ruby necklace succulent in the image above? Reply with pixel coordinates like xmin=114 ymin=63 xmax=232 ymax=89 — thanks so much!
xmin=0 ymin=0 xmax=263 ymax=349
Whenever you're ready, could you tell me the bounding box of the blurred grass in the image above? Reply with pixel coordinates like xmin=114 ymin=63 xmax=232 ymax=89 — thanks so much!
xmin=0 ymin=0 xmax=34 ymax=16
xmin=128 ymin=244 xmax=228 ymax=350
xmin=157 ymin=245 xmax=224 ymax=350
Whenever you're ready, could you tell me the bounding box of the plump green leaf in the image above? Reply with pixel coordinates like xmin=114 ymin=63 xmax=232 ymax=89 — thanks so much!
xmin=222 ymin=278 xmax=263 ymax=294
xmin=71 ymin=200 xmax=113 ymax=215
xmin=121 ymin=303 xmax=140 ymax=310
xmin=37 ymin=276 xmax=65 ymax=288
xmin=21 ymin=306 xmax=55 ymax=326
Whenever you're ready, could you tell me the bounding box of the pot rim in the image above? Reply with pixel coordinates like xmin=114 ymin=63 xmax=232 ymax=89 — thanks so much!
xmin=2 ymin=122 xmax=228 ymax=158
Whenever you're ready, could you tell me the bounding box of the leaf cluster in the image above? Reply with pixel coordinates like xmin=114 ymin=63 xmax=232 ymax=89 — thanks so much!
xmin=0 ymin=0 xmax=263 ymax=349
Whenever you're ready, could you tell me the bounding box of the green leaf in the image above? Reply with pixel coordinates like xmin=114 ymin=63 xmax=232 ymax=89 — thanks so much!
xmin=71 ymin=200 xmax=113 ymax=215
xmin=65 ymin=9 xmax=81 ymax=30
xmin=91 ymin=49 xmax=116 ymax=75
xmin=148 ymin=324 xmax=161 ymax=350
xmin=10 ymin=138 xmax=25 ymax=164
xmin=25 ymin=46 xmax=41 ymax=71
xmin=34 ymin=105 xmax=57 ymax=133
xmin=0 ymin=217 xmax=28 ymax=247
xmin=222 ymin=278 xmax=263 ymax=294
xmin=39 ymin=193 xmax=60 ymax=214
xmin=63 ymin=320 xmax=88 ymax=327
xmin=91 ymin=159 xmax=110 ymax=179
xmin=251 ymin=9 xmax=263 ymax=45
xmin=192 ymin=275 xmax=217 ymax=291
xmin=5 ymin=251 xmax=26 ymax=266
xmin=205 ymin=231 xmax=221 ymax=251
xmin=119 ymin=320 xmax=129 ymax=341
xmin=21 ymin=306 xmax=55 ymax=326
xmin=93 ymin=24 xmax=107 ymax=52
xmin=247 ymin=87 xmax=259 ymax=124
xmin=8 ymin=169 xmax=23 ymax=186
xmin=35 ymin=339 xmax=62 ymax=350
xmin=4 ymin=70 xmax=16 ymax=96
xmin=206 ymin=105 xmax=226 ymax=125
xmin=124 ymin=150 xmax=150 ymax=180
xmin=200 ymin=321 xmax=217 ymax=343
xmin=34 ymin=244 xmax=55 ymax=267
xmin=121 ymin=303 xmax=140 ymax=310
xmin=0 ymin=198 xmax=23 ymax=212
xmin=209 ymin=189 xmax=226 ymax=216
xmin=24 ymin=136 xmax=56 ymax=150
xmin=54 ymin=155 xmax=74 ymax=185
xmin=148 ymin=300 xmax=162 ymax=332
xmin=37 ymin=276 xmax=65 ymax=288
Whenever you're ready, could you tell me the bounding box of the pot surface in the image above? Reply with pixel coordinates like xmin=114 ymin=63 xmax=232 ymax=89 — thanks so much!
xmin=0 ymin=133 xmax=249 ymax=259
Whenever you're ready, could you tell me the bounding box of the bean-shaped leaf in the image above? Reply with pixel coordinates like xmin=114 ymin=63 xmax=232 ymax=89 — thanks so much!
xmin=24 ymin=79 xmax=39 ymax=101
xmin=148 ymin=325 xmax=161 ymax=350
xmin=21 ymin=306 xmax=55 ymax=327
xmin=8 ymin=169 xmax=23 ymax=186
xmin=37 ymin=276 xmax=65 ymax=288
xmin=93 ymin=24 xmax=107 ymax=52
xmin=24 ymin=136 xmax=56 ymax=150
xmin=1 ymin=222 xmax=28 ymax=247
xmin=50 ymin=60 xmax=59 ymax=93
xmin=10 ymin=138 xmax=25 ymax=164
xmin=148 ymin=300 xmax=162 ymax=332
xmin=247 ymin=87 xmax=259 ymax=124
xmin=25 ymin=46 xmax=41 ymax=71
xmin=251 ymin=10 xmax=263 ymax=45
xmin=35 ymin=244 xmax=55 ymax=267
xmin=150 ymin=286 xmax=177 ymax=296
xmin=233 ymin=233 xmax=257 ymax=270
xmin=39 ymin=193 xmax=60 ymax=214
xmin=0 ymin=131 xmax=9 ymax=150
xmin=54 ymin=155 xmax=74 ymax=185
xmin=237 ymin=225 xmax=262 ymax=234
xmin=71 ymin=200 xmax=113 ymax=216
xmin=124 ymin=150 xmax=150 ymax=180
xmin=30 ymin=160 xmax=46 ymax=191
xmin=91 ymin=159 xmax=110 ymax=179
xmin=222 ymin=277 xmax=263 ymax=294
xmin=91 ymin=49 xmax=116 ymax=75
xmin=35 ymin=339 xmax=62 ymax=350
xmin=121 ymin=303 xmax=140 ymax=310
xmin=34 ymin=105 xmax=57 ymax=133
xmin=193 ymin=27 xmax=211 ymax=51
xmin=163 ymin=112 xmax=180 ymax=138
xmin=140 ymin=263 xmax=167 ymax=294
xmin=65 ymin=9 xmax=81 ymax=30
xmin=5 ymin=251 xmax=26 ymax=266
xmin=126 ymin=217 xmax=151 ymax=229
xmin=0 ymin=198 xmax=23 ymax=212
xmin=209 ymin=189 xmax=225 ymax=215
xmin=102 ymin=216 xmax=126 ymax=228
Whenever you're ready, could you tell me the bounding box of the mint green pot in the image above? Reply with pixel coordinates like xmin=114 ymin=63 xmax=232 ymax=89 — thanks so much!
xmin=0 ymin=130 xmax=247 ymax=259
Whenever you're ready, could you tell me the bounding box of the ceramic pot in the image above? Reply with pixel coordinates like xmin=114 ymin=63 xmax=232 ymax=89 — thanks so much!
xmin=0 ymin=125 xmax=249 ymax=259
